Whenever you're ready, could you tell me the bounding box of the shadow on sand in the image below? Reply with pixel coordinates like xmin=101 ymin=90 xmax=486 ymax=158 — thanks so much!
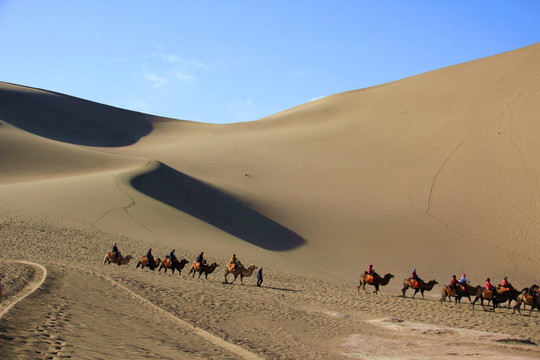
xmin=131 ymin=162 xmax=305 ymax=251
xmin=0 ymin=83 xmax=153 ymax=147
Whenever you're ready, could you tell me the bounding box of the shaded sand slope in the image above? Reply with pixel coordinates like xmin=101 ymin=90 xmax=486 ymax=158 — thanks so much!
xmin=1 ymin=43 xmax=540 ymax=287
xmin=0 ymin=81 xmax=156 ymax=147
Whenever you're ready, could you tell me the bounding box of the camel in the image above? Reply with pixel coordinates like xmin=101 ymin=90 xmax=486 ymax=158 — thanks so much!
xmin=401 ymin=278 xmax=438 ymax=299
xmin=224 ymin=262 xmax=257 ymax=285
xmin=513 ymin=288 xmax=540 ymax=316
xmin=357 ymin=273 xmax=394 ymax=294
xmin=103 ymin=252 xmax=133 ymax=266
xmin=440 ymin=284 xmax=481 ymax=307
xmin=136 ymin=257 xmax=161 ymax=270
xmin=472 ymin=286 xmax=521 ymax=311
xmin=158 ymin=258 xmax=189 ymax=275
xmin=189 ymin=261 xmax=219 ymax=279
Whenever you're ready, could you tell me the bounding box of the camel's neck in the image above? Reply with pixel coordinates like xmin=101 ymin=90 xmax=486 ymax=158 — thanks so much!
xmin=380 ymin=275 xmax=392 ymax=285
xmin=424 ymin=281 xmax=437 ymax=290
xmin=243 ymin=267 xmax=255 ymax=276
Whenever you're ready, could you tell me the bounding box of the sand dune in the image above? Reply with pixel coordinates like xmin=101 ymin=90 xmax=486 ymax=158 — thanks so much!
xmin=1 ymin=43 xmax=540 ymax=358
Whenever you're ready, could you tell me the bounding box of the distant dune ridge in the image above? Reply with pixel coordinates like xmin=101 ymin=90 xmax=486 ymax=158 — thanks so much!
xmin=1 ymin=43 xmax=540 ymax=287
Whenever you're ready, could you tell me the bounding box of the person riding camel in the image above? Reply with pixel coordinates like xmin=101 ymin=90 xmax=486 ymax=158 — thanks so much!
xmin=486 ymin=277 xmax=498 ymax=302
xmin=229 ymin=254 xmax=239 ymax=272
xmin=197 ymin=252 xmax=205 ymax=264
xmin=449 ymin=275 xmax=458 ymax=291
xmin=411 ymin=268 xmax=420 ymax=288
xmin=146 ymin=248 xmax=155 ymax=268
xmin=501 ymin=276 xmax=513 ymax=291
xmin=112 ymin=243 xmax=120 ymax=262
xmin=459 ymin=274 xmax=470 ymax=290
xmin=196 ymin=252 xmax=205 ymax=269
xmin=528 ymin=284 xmax=539 ymax=302
xmin=167 ymin=249 xmax=178 ymax=265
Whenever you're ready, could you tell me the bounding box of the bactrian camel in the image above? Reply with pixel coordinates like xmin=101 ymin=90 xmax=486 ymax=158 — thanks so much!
xmin=224 ymin=262 xmax=257 ymax=285
xmin=358 ymin=273 xmax=394 ymax=294
xmin=401 ymin=278 xmax=438 ymax=299
xmin=103 ymin=252 xmax=133 ymax=266
xmin=189 ymin=261 xmax=219 ymax=279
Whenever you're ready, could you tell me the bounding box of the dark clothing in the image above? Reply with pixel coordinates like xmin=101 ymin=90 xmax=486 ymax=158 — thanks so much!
xmin=196 ymin=254 xmax=204 ymax=264
xmin=256 ymin=268 xmax=263 ymax=287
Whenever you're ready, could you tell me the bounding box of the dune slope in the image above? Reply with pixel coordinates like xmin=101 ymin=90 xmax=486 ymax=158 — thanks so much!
xmin=1 ymin=43 xmax=540 ymax=286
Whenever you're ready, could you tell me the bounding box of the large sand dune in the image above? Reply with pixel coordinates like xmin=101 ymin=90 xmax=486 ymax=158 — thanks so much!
xmin=1 ymin=43 xmax=539 ymax=358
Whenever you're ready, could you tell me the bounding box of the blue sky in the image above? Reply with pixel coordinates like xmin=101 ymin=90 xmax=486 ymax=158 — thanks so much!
xmin=1 ymin=1 xmax=539 ymax=124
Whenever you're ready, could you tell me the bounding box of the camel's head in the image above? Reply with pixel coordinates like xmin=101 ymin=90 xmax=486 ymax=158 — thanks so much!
xmin=127 ymin=255 xmax=133 ymax=260
xmin=248 ymin=264 xmax=257 ymax=270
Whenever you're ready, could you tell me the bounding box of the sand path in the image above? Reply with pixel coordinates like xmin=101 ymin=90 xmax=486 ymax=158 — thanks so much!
xmin=1 ymin=217 xmax=539 ymax=359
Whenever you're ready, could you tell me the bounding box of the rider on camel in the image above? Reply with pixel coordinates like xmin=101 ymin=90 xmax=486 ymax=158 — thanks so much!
xmin=146 ymin=248 xmax=155 ymax=268
xmin=501 ymin=276 xmax=513 ymax=291
xmin=459 ymin=274 xmax=470 ymax=290
xmin=196 ymin=252 xmax=205 ymax=269
xmin=449 ymin=275 xmax=458 ymax=291
xmin=112 ymin=243 xmax=120 ymax=262
xmin=411 ymin=268 xmax=420 ymax=288
xmin=167 ymin=249 xmax=178 ymax=264
xmin=486 ymin=277 xmax=498 ymax=302
xmin=229 ymin=254 xmax=239 ymax=272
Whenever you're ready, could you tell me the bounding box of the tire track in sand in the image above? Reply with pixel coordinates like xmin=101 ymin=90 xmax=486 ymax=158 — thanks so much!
xmin=0 ymin=260 xmax=48 ymax=319
xmin=75 ymin=265 xmax=264 ymax=360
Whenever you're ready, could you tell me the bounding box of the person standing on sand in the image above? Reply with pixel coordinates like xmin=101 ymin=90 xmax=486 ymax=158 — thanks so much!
xmin=257 ymin=267 xmax=263 ymax=287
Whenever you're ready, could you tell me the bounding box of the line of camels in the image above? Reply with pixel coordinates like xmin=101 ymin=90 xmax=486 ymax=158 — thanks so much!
xmin=358 ymin=271 xmax=539 ymax=316
xmin=103 ymin=251 xmax=257 ymax=285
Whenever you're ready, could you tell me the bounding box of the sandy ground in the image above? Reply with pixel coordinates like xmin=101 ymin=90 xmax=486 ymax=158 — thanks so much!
xmin=1 ymin=215 xmax=538 ymax=359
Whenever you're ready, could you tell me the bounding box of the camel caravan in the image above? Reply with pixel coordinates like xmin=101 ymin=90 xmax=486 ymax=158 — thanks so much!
xmin=356 ymin=265 xmax=539 ymax=316
xmin=104 ymin=246 xmax=259 ymax=285
xmin=104 ymin=244 xmax=539 ymax=315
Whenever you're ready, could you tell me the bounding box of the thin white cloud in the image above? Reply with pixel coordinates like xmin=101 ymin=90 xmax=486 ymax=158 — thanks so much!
xmin=174 ymin=71 xmax=195 ymax=82
xmin=145 ymin=73 xmax=168 ymax=87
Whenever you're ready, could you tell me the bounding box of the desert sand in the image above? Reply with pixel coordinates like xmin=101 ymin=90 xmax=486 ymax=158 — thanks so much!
xmin=1 ymin=43 xmax=539 ymax=359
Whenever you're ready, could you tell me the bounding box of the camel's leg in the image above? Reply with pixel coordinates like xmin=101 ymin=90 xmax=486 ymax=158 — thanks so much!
xmin=224 ymin=272 xmax=229 ymax=284
xmin=231 ymin=274 xmax=238 ymax=283
xmin=401 ymin=285 xmax=408 ymax=297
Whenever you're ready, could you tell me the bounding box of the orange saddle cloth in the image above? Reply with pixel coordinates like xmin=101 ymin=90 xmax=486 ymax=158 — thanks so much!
xmin=227 ymin=263 xmax=235 ymax=272
xmin=194 ymin=262 xmax=201 ymax=270
xmin=163 ymin=258 xmax=171 ymax=267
